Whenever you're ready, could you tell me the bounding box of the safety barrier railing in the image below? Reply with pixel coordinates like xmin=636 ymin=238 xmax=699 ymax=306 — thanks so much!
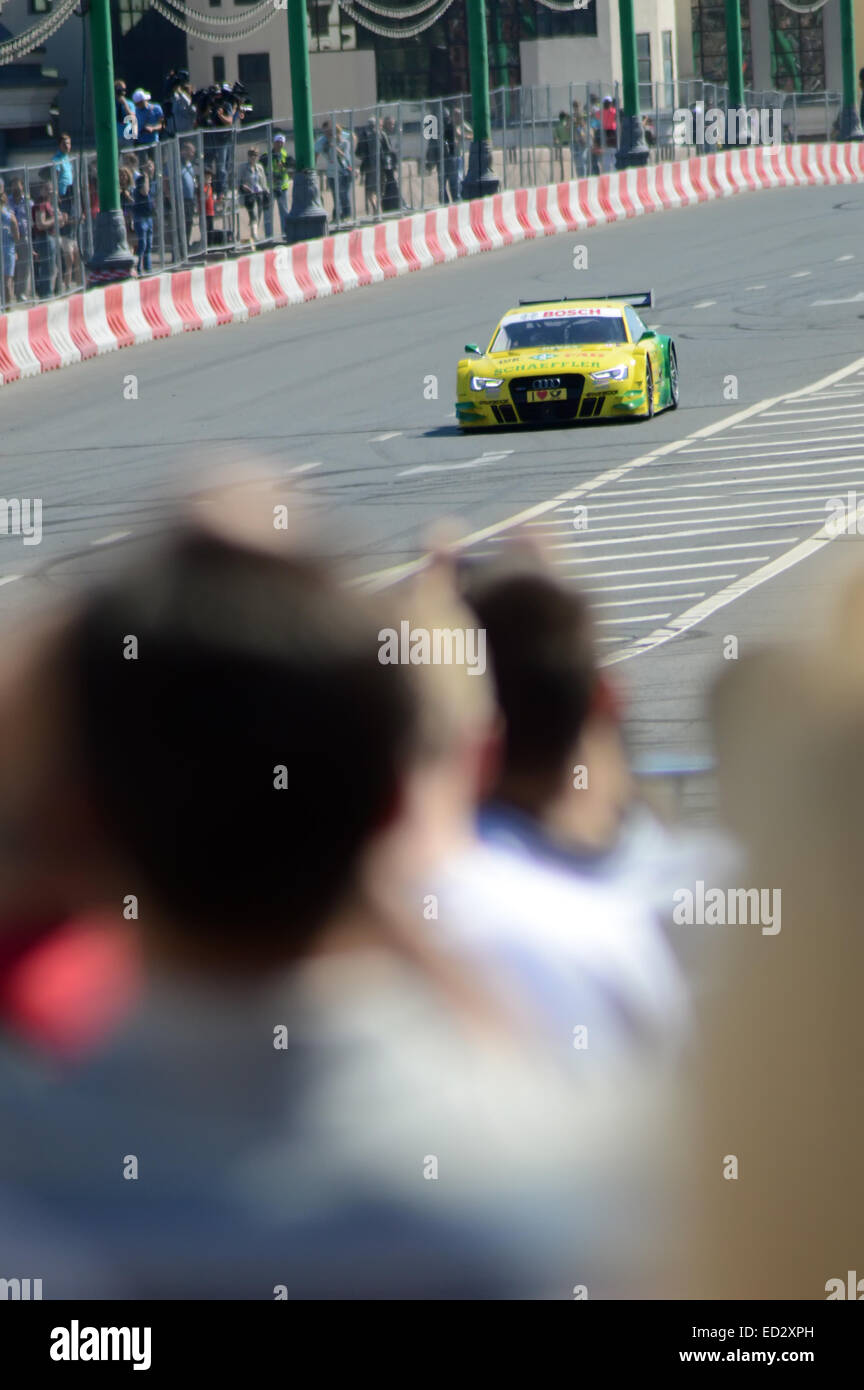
xmin=0 ymin=79 xmax=842 ymax=311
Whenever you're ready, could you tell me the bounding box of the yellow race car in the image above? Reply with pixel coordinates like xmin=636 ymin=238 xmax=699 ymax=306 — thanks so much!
xmin=455 ymin=292 xmax=678 ymax=429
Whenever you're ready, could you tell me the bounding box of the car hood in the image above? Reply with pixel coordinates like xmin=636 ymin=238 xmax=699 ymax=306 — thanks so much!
xmin=463 ymin=346 xmax=636 ymax=375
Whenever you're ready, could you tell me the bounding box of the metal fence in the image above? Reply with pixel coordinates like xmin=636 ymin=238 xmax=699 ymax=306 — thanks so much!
xmin=0 ymin=80 xmax=846 ymax=311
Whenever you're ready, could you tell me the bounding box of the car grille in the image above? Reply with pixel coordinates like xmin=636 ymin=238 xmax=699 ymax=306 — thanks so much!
xmin=508 ymin=373 xmax=586 ymax=424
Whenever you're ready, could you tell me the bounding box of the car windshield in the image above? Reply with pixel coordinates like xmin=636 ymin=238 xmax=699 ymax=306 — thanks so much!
xmin=491 ymin=312 xmax=628 ymax=352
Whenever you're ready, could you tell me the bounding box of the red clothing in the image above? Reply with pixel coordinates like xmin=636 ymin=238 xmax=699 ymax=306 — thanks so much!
xmin=0 ymin=914 xmax=140 ymax=1059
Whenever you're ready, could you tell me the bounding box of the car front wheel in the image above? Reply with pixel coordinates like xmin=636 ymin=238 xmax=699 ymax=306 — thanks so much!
xmin=668 ymin=344 xmax=679 ymax=410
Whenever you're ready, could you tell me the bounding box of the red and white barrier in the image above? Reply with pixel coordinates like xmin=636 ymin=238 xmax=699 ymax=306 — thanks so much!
xmin=2 ymin=141 xmax=862 ymax=388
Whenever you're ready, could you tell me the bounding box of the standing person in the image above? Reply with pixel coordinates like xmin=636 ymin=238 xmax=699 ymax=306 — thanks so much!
xmin=553 ymin=110 xmax=571 ymax=177
xmin=266 ymin=132 xmax=292 ymax=241
xmin=132 ymin=168 xmax=154 ymax=276
xmin=356 ymin=118 xmax=380 ymax=215
xmin=179 ymin=143 xmax=198 ymax=248
xmin=9 ymin=179 xmax=31 ymax=301
xmin=380 ymin=115 xmax=402 ymax=211
xmin=0 ymin=189 xmax=18 ymax=307
xmin=601 ymin=96 xmax=617 ymax=172
xmin=237 ymin=146 xmax=266 ymax=244
xmin=202 ymin=166 xmax=215 ymax=241
xmin=167 ymin=70 xmax=196 ymax=137
xmin=132 ymin=90 xmax=163 ymax=147
xmin=442 ymin=108 xmax=463 ymax=203
xmin=115 ymin=80 xmax=137 ymax=146
xmin=206 ymin=85 xmax=235 ymax=199
xmin=588 ymin=94 xmax=602 ymax=174
xmin=51 ymin=133 xmax=75 ymax=219
xmin=571 ymin=99 xmax=588 ymax=177
xmin=118 ymin=165 xmax=135 ymax=244
xmin=315 ymin=120 xmax=353 ymax=221
xmin=31 ymin=181 xmax=58 ymax=299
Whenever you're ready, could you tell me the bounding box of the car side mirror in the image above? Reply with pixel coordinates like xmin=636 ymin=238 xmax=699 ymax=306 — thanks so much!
xmin=638 ymin=329 xmax=657 ymax=341
xmin=464 ymin=343 xmax=482 ymax=355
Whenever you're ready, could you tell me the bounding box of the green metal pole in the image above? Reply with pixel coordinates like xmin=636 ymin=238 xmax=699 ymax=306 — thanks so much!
xmin=284 ymin=0 xmax=327 ymax=242
xmin=86 ymin=0 xmax=133 ymax=280
xmin=616 ymin=0 xmax=649 ymax=167
xmin=838 ymin=0 xmax=864 ymax=139
xmin=724 ymin=0 xmax=744 ymax=110
xmin=463 ymin=0 xmax=499 ymax=198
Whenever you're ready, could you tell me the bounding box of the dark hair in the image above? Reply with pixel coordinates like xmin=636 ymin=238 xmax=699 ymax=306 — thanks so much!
xmin=61 ymin=530 xmax=418 ymax=947
xmin=461 ymin=569 xmax=596 ymax=790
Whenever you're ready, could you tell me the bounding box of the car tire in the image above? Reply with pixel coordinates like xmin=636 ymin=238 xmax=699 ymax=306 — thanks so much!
xmin=668 ymin=344 xmax=679 ymax=410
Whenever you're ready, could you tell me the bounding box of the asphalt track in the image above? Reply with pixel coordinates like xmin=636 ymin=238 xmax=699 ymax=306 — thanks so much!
xmin=3 ymin=178 xmax=864 ymax=757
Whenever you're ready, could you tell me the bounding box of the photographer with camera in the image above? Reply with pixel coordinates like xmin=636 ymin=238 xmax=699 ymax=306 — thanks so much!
xmin=164 ymin=69 xmax=196 ymax=138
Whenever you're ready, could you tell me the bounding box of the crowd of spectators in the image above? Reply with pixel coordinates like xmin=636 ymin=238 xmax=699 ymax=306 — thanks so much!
xmin=0 ymin=80 xmax=666 ymax=307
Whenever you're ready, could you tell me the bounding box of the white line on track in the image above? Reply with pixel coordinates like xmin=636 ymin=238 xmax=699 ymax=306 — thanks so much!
xmin=596 ymin=613 xmax=671 ymax=626
xmin=0 ymin=575 xmax=21 ymax=586
xmin=566 ymin=495 xmax=844 ymax=518
xmin=758 ymin=402 xmax=864 ymax=413
xmin=744 ymin=285 xmax=767 ymax=290
xmin=550 ymin=508 xmax=826 ymax=536
xmin=398 ymin=451 xmax=513 ymax=477
xmin=682 ymin=435 xmax=864 ymax=453
xmin=555 ymin=540 xmax=794 ymax=564
xmin=836 ymin=255 xmax=855 ymax=261
xmin=812 ymin=292 xmax=864 ymax=306
xmin=570 ymin=470 xmax=864 ymax=499
xmin=680 ymin=443 xmax=864 ymax=461
xmin=789 ymin=270 xmax=811 ymax=278
xmin=592 ymin=593 xmax=705 ymax=608
xmin=582 ymin=578 xmax=735 ymax=593
xmin=369 ymin=432 xmax=402 ymax=443
xmin=578 ymin=560 xmax=770 ymax=579
xmin=89 ymin=532 xmax=132 ymax=546
xmin=550 ymin=520 xmax=809 ymax=550
xmin=692 ymin=300 xmax=717 ymax=308
xmin=286 ymin=461 xmax=323 ymax=474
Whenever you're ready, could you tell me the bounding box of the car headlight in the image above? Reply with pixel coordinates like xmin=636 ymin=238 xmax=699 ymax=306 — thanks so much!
xmin=470 ymin=376 xmax=502 ymax=393
xmin=590 ymin=365 xmax=630 ymax=383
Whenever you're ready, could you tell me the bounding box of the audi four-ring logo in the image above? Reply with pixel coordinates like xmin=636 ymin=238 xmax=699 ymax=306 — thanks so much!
xmin=532 ymin=378 xmax=561 ymax=388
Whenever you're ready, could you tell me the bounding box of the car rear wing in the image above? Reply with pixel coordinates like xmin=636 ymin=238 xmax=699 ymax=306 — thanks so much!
xmin=518 ymin=291 xmax=654 ymax=309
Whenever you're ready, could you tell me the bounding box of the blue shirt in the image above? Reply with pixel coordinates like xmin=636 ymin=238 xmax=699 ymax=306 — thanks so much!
xmin=51 ymin=151 xmax=73 ymax=195
xmin=135 ymin=103 xmax=163 ymax=145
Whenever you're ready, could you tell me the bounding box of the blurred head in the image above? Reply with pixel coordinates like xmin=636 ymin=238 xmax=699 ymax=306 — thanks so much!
xmin=461 ymin=562 xmax=631 ymax=849
xmin=58 ymin=134 xmax=72 ymax=153
xmin=367 ymin=557 xmax=498 ymax=877
xmin=10 ymin=180 xmax=22 ymax=199
xmin=50 ymin=529 xmax=420 ymax=963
